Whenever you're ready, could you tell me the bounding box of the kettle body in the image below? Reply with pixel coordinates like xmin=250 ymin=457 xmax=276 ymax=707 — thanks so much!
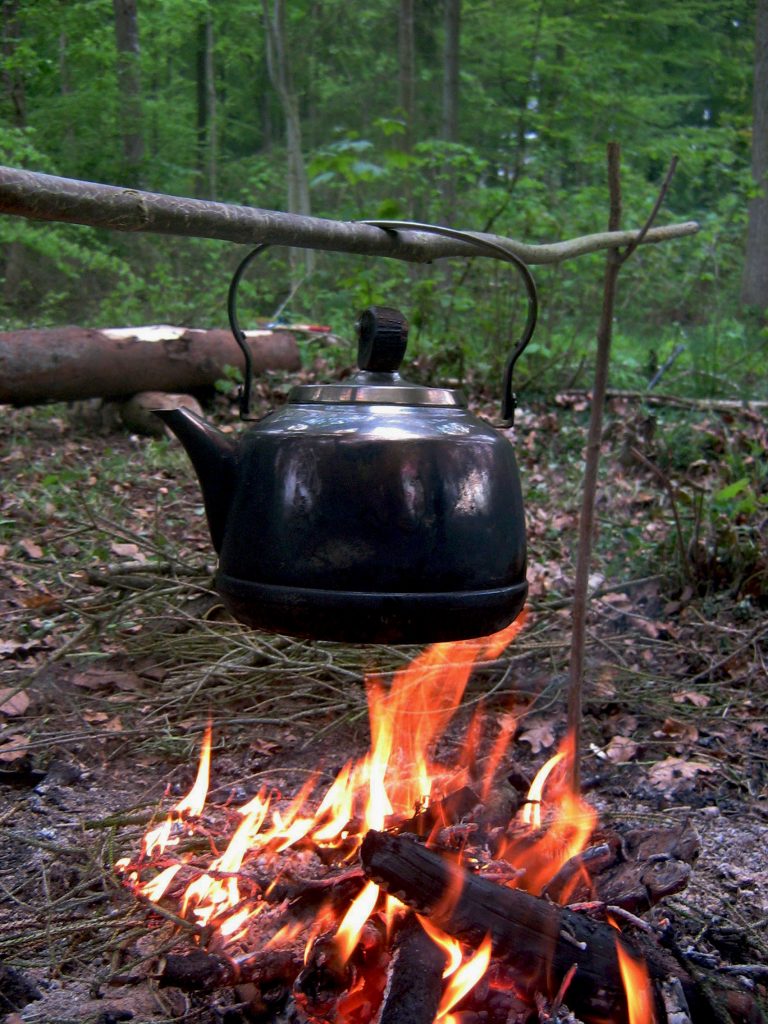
xmin=158 ymin=223 xmax=537 ymax=644
xmin=213 ymin=397 xmax=527 ymax=643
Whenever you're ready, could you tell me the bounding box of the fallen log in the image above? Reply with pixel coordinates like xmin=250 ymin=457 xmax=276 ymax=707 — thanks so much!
xmin=0 ymin=324 xmax=301 ymax=405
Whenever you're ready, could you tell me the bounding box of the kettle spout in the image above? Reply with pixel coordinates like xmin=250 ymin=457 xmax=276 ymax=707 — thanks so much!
xmin=155 ymin=406 xmax=238 ymax=554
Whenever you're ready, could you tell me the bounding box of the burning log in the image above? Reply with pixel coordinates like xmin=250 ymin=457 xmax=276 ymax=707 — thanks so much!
xmin=398 ymin=785 xmax=482 ymax=837
xmin=377 ymin=917 xmax=447 ymax=1024
xmin=294 ymin=923 xmax=387 ymax=1023
xmin=361 ymin=829 xmax=661 ymax=1024
xmin=156 ymin=946 xmax=302 ymax=994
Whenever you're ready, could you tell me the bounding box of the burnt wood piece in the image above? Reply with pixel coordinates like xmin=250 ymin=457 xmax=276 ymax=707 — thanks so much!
xmin=339 ymin=786 xmax=482 ymax=841
xmin=294 ymin=921 xmax=388 ymax=1023
xmin=398 ymin=785 xmax=481 ymax=837
xmin=543 ymin=824 xmax=699 ymax=913
xmin=360 ymin=830 xmax=658 ymax=1024
xmin=377 ymin=917 xmax=447 ymax=1024
xmin=156 ymin=947 xmax=301 ymax=994
xmin=0 ymin=325 xmax=300 ymax=405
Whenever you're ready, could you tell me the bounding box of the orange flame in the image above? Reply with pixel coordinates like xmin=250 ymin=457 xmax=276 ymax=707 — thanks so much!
xmin=130 ymin=615 xmax=533 ymax=964
xmin=435 ymin=934 xmax=493 ymax=1021
xmin=417 ymin=916 xmax=463 ymax=979
xmin=335 ymin=880 xmax=380 ymax=965
xmin=521 ymin=750 xmax=566 ymax=828
xmin=498 ymin=732 xmax=597 ymax=897
xmin=141 ymin=722 xmax=213 ymax=859
xmin=140 ymin=863 xmax=181 ymax=902
xmin=175 ymin=721 xmax=213 ymax=817
xmin=616 ymin=939 xmax=656 ymax=1024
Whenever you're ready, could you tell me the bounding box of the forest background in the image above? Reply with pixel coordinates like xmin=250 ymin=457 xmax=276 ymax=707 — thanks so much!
xmin=0 ymin=0 xmax=766 ymax=400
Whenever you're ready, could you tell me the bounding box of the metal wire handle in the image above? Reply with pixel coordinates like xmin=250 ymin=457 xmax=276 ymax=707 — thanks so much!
xmin=361 ymin=220 xmax=538 ymax=422
xmin=228 ymin=222 xmax=538 ymax=422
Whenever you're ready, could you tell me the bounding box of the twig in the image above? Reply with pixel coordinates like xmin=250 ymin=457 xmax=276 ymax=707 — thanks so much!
xmin=0 ymin=164 xmax=699 ymax=265
xmin=648 ymin=343 xmax=686 ymax=390
xmin=629 ymin=446 xmax=693 ymax=585
xmin=556 ymin=388 xmax=768 ymax=413
xmin=618 ymin=155 xmax=679 ymax=265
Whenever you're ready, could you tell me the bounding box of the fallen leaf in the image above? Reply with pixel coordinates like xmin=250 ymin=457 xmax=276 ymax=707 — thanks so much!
xmin=105 ymin=715 xmax=123 ymax=732
xmin=110 ymin=541 xmax=145 ymax=561
xmin=72 ymin=668 xmax=144 ymax=692
xmin=0 ymin=734 xmax=30 ymax=762
xmin=83 ymin=710 xmax=109 ymax=723
xmin=250 ymin=738 xmax=281 ymax=756
xmin=22 ymin=592 xmax=61 ymax=611
xmin=605 ymin=735 xmax=639 ymax=763
xmin=19 ymin=538 xmax=43 ymax=559
xmin=518 ymin=720 xmax=556 ymax=753
xmin=0 ymin=638 xmax=41 ymax=659
xmin=647 ymin=757 xmax=717 ymax=792
xmin=657 ymin=718 xmax=699 ymax=743
xmin=0 ymin=688 xmax=30 ymax=716
xmin=673 ymin=691 xmax=711 ymax=708
xmin=593 ymin=669 xmax=617 ymax=699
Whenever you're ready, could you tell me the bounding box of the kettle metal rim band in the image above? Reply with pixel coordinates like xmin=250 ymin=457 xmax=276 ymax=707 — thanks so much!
xmin=227 ymin=222 xmax=538 ymax=422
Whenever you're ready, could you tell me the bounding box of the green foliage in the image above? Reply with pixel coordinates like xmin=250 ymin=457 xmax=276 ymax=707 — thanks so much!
xmin=0 ymin=0 xmax=762 ymax=398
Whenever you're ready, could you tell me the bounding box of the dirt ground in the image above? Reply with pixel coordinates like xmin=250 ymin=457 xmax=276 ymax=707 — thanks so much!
xmin=0 ymin=391 xmax=766 ymax=1023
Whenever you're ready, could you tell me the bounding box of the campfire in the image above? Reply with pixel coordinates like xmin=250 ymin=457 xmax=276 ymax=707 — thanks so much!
xmin=115 ymin=614 xmax=698 ymax=1024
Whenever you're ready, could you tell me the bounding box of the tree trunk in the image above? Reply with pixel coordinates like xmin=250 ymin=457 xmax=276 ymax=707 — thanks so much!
xmin=261 ymin=0 xmax=314 ymax=281
xmin=112 ymin=0 xmax=144 ymax=181
xmin=398 ymin=0 xmax=416 ymax=154
xmin=441 ymin=0 xmax=461 ymax=221
xmin=58 ymin=33 xmax=77 ymax=167
xmin=741 ymin=0 xmax=768 ymax=308
xmin=1 ymin=1 xmax=27 ymax=312
xmin=1 ymin=1 xmax=25 ymax=127
xmin=442 ymin=0 xmax=460 ymax=143
xmin=0 ymin=326 xmax=300 ymax=405
xmin=195 ymin=14 xmax=217 ymax=199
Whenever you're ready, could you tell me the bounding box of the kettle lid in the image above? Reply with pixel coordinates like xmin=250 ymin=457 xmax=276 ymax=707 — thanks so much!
xmin=288 ymin=305 xmax=466 ymax=408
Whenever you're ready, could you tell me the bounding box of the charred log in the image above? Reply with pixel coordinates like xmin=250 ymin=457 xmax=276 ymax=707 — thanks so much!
xmin=156 ymin=947 xmax=302 ymax=994
xmin=398 ymin=785 xmax=481 ymax=837
xmin=543 ymin=823 xmax=700 ymax=913
xmin=377 ymin=916 xmax=447 ymax=1024
xmin=361 ymin=829 xmax=661 ymax=1024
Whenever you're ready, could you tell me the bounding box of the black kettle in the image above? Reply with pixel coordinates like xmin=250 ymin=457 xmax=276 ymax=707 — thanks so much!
xmin=155 ymin=222 xmax=537 ymax=644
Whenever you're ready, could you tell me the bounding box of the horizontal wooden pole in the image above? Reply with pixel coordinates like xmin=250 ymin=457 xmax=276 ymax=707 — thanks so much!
xmin=0 ymin=165 xmax=699 ymax=266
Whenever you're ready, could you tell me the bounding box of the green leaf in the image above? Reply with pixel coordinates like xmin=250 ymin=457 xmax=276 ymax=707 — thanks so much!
xmin=713 ymin=478 xmax=750 ymax=503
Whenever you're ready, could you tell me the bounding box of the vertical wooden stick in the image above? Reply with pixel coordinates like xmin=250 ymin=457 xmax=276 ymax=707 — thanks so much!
xmin=565 ymin=142 xmax=623 ymax=793
xmin=565 ymin=147 xmax=678 ymax=793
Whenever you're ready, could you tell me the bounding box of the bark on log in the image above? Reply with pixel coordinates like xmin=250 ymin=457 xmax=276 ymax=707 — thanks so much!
xmin=156 ymin=946 xmax=302 ymax=994
xmin=360 ymin=829 xmax=660 ymax=1024
xmin=378 ymin=916 xmax=447 ymax=1024
xmin=0 ymin=324 xmax=300 ymax=405
xmin=0 ymin=165 xmax=699 ymax=266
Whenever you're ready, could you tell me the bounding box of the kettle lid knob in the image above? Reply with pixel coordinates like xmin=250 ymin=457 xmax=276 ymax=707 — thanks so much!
xmin=356 ymin=306 xmax=408 ymax=373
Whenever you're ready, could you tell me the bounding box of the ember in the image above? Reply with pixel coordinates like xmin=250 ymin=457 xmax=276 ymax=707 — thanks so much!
xmin=116 ymin=613 xmax=673 ymax=1023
